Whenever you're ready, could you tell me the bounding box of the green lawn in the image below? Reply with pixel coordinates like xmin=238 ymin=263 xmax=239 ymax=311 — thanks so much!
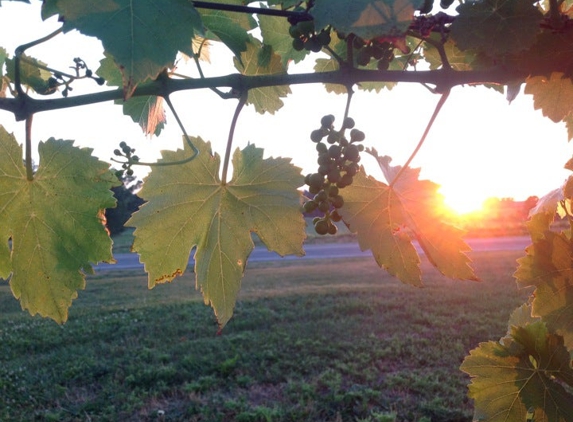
xmin=0 ymin=251 xmax=530 ymax=421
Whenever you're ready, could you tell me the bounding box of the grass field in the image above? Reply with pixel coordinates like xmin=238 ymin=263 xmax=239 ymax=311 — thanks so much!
xmin=0 ymin=249 xmax=531 ymax=422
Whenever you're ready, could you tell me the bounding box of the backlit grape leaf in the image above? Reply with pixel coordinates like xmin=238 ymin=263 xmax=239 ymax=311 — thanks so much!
xmin=514 ymin=230 xmax=573 ymax=351
xmin=5 ymin=54 xmax=54 ymax=95
xmin=0 ymin=47 xmax=7 ymax=97
xmin=450 ymin=0 xmax=542 ymax=56
xmin=461 ymin=322 xmax=573 ymax=422
xmin=525 ymin=72 xmax=573 ymax=124
xmin=515 ymin=30 xmax=573 ymax=80
xmin=339 ymin=153 xmax=475 ymax=286
xmin=0 ymin=127 xmax=118 ymax=322
xmin=312 ymin=0 xmax=423 ymax=41
xmin=233 ymin=37 xmax=291 ymax=114
xmin=259 ymin=11 xmax=308 ymax=67
xmin=199 ymin=0 xmax=256 ymax=60
xmin=423 ymin=36 xmax=477 ymax=71
xmin=97 ymin=55 xmax=165 ymax=136
xmin=42 ymin=0 xmax=204 ymax=98
xmin=500 ymin=303 xmax=540 ymax=347
xmin=314 ymin=59 xmax=346 ymax=94
xmin=128 ymin=137 xmax=305 ymax=328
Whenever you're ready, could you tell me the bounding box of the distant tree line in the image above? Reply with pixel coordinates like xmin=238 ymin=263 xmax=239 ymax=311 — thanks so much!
xmin=105 ymin=173 xmax=144 ymax=236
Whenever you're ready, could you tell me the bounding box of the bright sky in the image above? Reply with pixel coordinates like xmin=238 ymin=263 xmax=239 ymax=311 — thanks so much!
xmin=1 ymin=2 xmax=572 ymax=214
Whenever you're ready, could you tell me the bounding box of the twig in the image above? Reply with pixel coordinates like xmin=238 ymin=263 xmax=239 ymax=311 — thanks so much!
xmin=390 ymin=90 xmax=450 ymax=186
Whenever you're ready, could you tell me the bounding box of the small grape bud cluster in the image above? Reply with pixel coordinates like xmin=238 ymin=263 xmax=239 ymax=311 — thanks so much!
xmin=352 ymin=37 xmax=395 ymax=70
xmin=304 ymin=115 xmax=365 ymax=235
xmin=289 ymin=20 xmax=331 ymax=53
xmin=47 ymin=57 xmax=105 ymax=97
xmin=113 ymin=141 xmax=139 ymax=176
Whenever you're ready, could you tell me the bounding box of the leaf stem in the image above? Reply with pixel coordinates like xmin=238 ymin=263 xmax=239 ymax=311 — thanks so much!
xmin=390 ymin=90 xmax=450 ymax=187
xmin=221 ymin=91 xmax=248 ymax=185
xmin=25 ymin=115 xmax=33 ymax=181
xmin=343 ymin=85 xmax=354 ymax=120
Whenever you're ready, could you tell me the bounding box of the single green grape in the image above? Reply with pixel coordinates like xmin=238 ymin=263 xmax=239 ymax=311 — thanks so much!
xmin=315 ymin=219 xmax=329 ymax=235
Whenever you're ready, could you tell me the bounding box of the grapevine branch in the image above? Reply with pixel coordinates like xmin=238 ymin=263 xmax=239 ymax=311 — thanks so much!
xmin=390 ymin=89 xmax=450 ymax=186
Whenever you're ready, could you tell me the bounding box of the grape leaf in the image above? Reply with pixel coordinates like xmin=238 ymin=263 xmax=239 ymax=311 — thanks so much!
xmin=0 ymin=126 xmax=118 ymax=322
xmin=312 ymin=0 xmax=423 ymax=41
xmin=199 ymin=0 xmax=256 ymax=60
xmin=97 ymin=55 xmax=165 ymax=136
xmin=233 ymin=37 xmax=291 ymax=114
xmin=42 ymin=0 xmax=204 ymax=97
xmin=339 ymin=153 xmax=476 ymax=286
xmin=450 ymin=0 xmax=542 ymax=56
xmin=461 ymin=322 xmax=573 ymax=422
xmin=314 ymin=59 xmax=346 ymax=94
xmin=514 ymin=230 xmax=573 ymax=351
xmin=128 ymin=137 xmax=305 ymax=328
xmin=525 ymin=72 xmax=573 ymax=124
xmin=5 ymin=54 xmax=55 ymax=95
xmin=500 ymin=303 xmax=540 ymax=347
xmin=259 ymin=10 xmax=309 ymax=68
xmin=0 ymin=0 xmax=30 ymax=5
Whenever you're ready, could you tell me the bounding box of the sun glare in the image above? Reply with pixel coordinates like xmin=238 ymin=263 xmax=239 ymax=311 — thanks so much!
xmin=439 ymin=189 xmax=486 ymax=216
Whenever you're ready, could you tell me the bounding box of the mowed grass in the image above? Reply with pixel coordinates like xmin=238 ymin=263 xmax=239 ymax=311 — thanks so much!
xmin=0 ymin=250 xmax=531 ymax=422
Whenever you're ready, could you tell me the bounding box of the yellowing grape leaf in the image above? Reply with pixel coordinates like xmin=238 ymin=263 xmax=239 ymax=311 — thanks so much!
xmin=514 ymin=230 xmax=573 ymax=351
xmin=234 ymin=37 xmax=291 ymax=114
xmin=128 ymin=137 xmax=305 ymax=328
xmin=42 ymin=0 xmax=204 ymax=97
xmin=97 ymin=55 xmax=165 ymax=136
xmin=5 ymin=54 xmax=55 ymax=95
xmin=461 ymin=322 xmax=573 ymax=422
xmin=450 ymin=0 xmax=542 ymax=56
xmin=339 ymin=152 xmax=476 ymax=286
xmin=312 ymin=0 xmax=423 ymax=41
xmin=525 ymin=72 xmax=573 ymax=124
xmin=0 ymin=127 xmax=118 ymax=322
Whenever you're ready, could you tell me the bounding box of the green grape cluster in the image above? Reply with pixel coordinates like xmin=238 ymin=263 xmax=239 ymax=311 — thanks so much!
xmin=113 ymin=141 xmax=139 ymax=176
xmin=352 ymin=38 xmax=395 ymax=70
xmin=303 ymin=115 xmax=366 ymax=235
xmin=289 ymin=20 xmax=331 ymax=53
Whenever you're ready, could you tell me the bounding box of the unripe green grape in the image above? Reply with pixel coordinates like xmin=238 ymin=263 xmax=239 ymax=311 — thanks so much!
xmin=339 ymin=137 xmax=349 ymax=147
xmin=309 ymin=185 xmax=321 ymax=194
xmin=307 ymin=37 xmax=322 ymax=53
xmin=315 ymin=219 xmax=329 ymax=235
xmin=113 ymin=149 xmax=122 ymax=156
xmin=316 ymin=142 xmax=328 ymax=153
xmin=95 ymin=77 xmax=105 ymax=85
xmin=327 ymin=169 xmax=341 ymax=183
xmin=328 ymin=144 xmax=342 ymax=159
xmin=314 ymin=190 xmax=328 ymax=202
xmin=340 ymin=173 xmax=353 ymax=186
xmin=321 ymin=114 xmax=335 ymax=129
xmin=440 ymin=0 xmax=455 ymax=8
xmin=289 ymin=25 xmax=304 ymax=39
xmin=313 ymin=216 xmax=321 ymax=225
xmin=350 ymin=129 xmax=366 ymax=143
xmin=308 ymin=172 xmax=324 ymax=188
xmin=304 ymin=200 xmax=318 ymax=213
xmin=330 ymin=210 xmax=342 ymax=222
xmin=377 ymin=59 xmax=390 ymax=71
xmin=126 ymin=169 xmax=134 ymax=176
xmin=372 ymin=46 xmax=385 ymax=60
xmin=418 ymin=0 xmax=434 ymax=13
xmin=318 ymin=201 xmax=330 ymax=213
xmin=316 ymin=30 xmax=331 ymax=46
xmin=357 ymin=144 xmax=365 ymax=152
xmin=317 ymin=153 xmax=331 ymax=165
xmin=331 ymin=195 xmax=344 ymax=209
xmin=318 ymin=164 xmax=330 ymax=175
xmin=342 ymin=117 xmax=355 ymax=129
xmin=344 ymin=144 xmax=360 ymax=161
xmin=328 ymin=185 xmax=339 ymax=197
xmin=297 ymin=20 xmax=315 ymax=36
xmin=356 ymin=48 xmax=371 ymax=66
xmin=327 ymin=132 xmax=340 ymax=144
xmin=292 ymin=38 xmax=305 ymax=51
xmin=304 ymin=173 xmax=312 ymax=185
xmin=310 ymin=129 xmax=325 ymax=143
xmin=353 ymin=36 xmax=365 ymax=49
xmin=346 ymin=164 xmax=359 ymax=176
xmin=327 ymin=223 xmax=338 ymax=235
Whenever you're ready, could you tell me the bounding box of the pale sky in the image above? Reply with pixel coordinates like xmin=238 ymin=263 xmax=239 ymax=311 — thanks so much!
xmin=1 ymin=2 xmax=572 ymax=214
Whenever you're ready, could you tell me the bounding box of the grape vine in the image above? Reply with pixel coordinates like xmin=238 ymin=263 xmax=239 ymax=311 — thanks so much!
xmin=1 ymin=1 xmax=573 ymax=420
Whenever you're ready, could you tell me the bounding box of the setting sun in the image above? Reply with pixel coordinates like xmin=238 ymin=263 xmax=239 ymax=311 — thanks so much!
xmin=439 ymin=188 xmax=486 ymax=216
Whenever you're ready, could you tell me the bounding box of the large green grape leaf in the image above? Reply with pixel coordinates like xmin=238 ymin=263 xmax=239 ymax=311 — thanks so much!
xmin=338 ymin=153 xmax=476 ymax=286
xmin=0 ymin=127 xmax=118 ymax=322
xmin=524 ymin=72 xmax=573 ymax=124
xmin=97 ymin=55 xmax=165 ymax=136
xmin=233 ymin=37 xmax=291 ymax=114
xmin=311 ymin=0 xmax=423 ymax=41
xmin=128 ymin=137 xmax=305 ymax=328
xmin=42 ymin=0 xmax=204 ymax=98
xmin=461 ymin=322 xmax=573 ymax=421
xmin=450 ymin=0 xmax=542 ymax=56
xmin=514 ymin=230 xmax=573 ymax=351
xmin=5 ymin=54 xmax=55 ymax=95
xmin=199 ymin=0 xmax=256 ymax=59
